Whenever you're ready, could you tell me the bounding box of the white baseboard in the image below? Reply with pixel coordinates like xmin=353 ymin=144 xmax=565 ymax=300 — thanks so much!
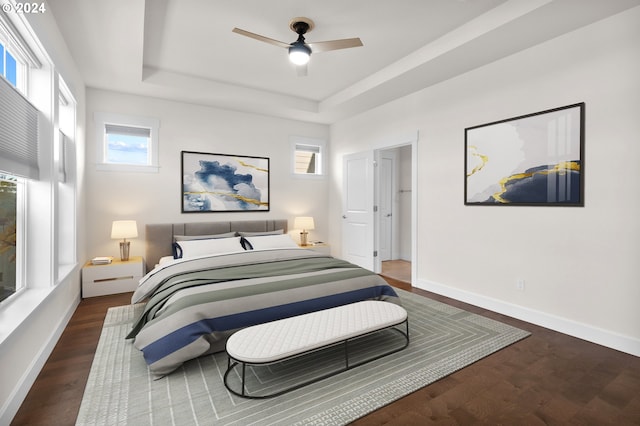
xmin=0 ymin=294 xmax=80 ymax=425
xmin=415 ymin=278 xmax=640 ymax=358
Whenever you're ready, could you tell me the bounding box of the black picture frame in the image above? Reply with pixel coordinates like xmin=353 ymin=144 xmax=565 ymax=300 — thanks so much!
xmin=465 ymin=103 xmax=585 ymax=206
xmin=181 ymin=151 xmax=270 ymax=213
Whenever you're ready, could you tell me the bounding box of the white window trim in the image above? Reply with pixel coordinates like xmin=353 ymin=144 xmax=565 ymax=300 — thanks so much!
xmin=94 ymin=112 xmax=160 ymax=173
xmin=0 ymin=11 xmax=40 ymax=95
xmin=290 ymin=136 xmax=326 ymax=179
xmin=0 ymin=13 xmax=41 ymax=68
xmin=15 ymin=176 xmax=25 ymax=292
xmin=0 ymin=176 xmax=25 ymax=308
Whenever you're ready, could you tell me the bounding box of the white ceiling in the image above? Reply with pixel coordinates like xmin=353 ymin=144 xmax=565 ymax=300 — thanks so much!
xmin=49 ymin=0 xmax=640 ymax=124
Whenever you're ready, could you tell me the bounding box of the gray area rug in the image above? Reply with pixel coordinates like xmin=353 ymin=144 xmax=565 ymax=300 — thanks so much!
xmin=76 ymin=288 xmax=530 ymax=425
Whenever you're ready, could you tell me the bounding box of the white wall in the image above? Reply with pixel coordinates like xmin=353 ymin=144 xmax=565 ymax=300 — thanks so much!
xmin=329 ymin=7 xmax=640 ymax=355
xmin=85 ymin=89 xmax=330 ymax=260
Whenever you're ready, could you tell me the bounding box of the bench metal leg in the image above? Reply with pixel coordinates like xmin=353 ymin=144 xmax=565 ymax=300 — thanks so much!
xmin=241 ymin=362 xmax=246 ymax=397
xmin=344 ymin=340 xmax=349 ymax=369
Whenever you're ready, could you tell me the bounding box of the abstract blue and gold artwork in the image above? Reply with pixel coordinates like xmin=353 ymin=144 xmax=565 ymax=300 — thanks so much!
xmin=465 ymin=103 xmax=584 ymax=206
xmin=182 ymin=151 xmax=269 ymax=212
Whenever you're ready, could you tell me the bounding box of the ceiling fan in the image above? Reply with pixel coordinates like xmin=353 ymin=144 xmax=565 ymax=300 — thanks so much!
xmin=232 ymin=17 xmax=363 ymax=76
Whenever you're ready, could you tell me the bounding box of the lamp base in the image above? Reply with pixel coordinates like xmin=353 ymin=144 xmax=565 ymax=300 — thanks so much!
xmin=299 ymin=231 xmax=309 ymax=246
xmin=119 ymin=241 xmax=131 ymax=261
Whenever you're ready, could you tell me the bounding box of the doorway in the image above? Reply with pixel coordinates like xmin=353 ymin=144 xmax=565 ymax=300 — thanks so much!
xmin=341 ymin=133 xmax=416 ymax=285
xmin=376 ymin=145 xmax=412 ymax=284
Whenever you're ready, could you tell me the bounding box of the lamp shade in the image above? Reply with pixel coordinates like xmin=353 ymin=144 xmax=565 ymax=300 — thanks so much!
xmin=294 ymin=216 xmax=315 ymax=230
xmin=111 ymin=220 xmax=138 ymax=239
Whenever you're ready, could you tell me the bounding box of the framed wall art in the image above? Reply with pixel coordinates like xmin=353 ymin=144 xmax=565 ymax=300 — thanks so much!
xmin=465 ymin=103 xmax=585 ymax=206
xmin=181 ymin=151 xmax=270 ymax=213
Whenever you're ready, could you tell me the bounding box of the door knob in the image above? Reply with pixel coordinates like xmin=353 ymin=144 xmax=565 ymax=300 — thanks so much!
xmin=342 ymin=215 xmax=347 ymax=219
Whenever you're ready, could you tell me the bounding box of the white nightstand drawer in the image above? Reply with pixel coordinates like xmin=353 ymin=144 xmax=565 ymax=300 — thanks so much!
xmin=82 ymin=256 xmax=144 ymax=298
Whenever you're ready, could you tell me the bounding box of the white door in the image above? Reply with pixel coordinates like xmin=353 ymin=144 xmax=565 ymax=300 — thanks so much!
xmin=342 ymin=151 xmax=375 ymax=271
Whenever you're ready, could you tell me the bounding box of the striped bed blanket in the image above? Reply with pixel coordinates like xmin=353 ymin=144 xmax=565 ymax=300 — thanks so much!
xmin=127 ymin=248 xmax=400 ymax=376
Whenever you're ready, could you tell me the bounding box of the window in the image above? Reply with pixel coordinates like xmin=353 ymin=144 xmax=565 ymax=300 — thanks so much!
xmin=95 ymin=113 xmax=159 ymax=172
xmin=0 ymin=70 xmax=33 ymax=304
xmin=0 ymin=174 xmax=23 ymax=303
xmin=0 ymin=0 xmax=81 ymax=348
xmin=105 ymin=124 xmax=150 ymax=165
xmin=291 ymin=136 xmax=326 ymax=178
xmin=0 ymin=11 xmax=40 ymax=309
xmin=0 ymin=12 xmax=37 ymax=94
xmin=56 ymin=78 xmax=77 ymax=271
xmin=295 ymin=144 xmax=320 ymax=174
xmin=0 ymin=42 xmax=17 ymax=86
xmin=0 ymin=74 xmax=39 ymax=179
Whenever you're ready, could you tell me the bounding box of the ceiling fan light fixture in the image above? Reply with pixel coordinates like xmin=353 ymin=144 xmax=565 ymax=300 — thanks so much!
xmin=288 ymin=42 xmax=311 ymax=65
xmin=233 ymin=17 xmax=362 ymax=76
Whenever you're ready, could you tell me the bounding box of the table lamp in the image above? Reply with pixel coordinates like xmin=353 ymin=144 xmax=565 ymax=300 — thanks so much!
xmin=111 ymin=220 xmax=138 ymax=261
xmin=294 ymin=216 xmax=315 ymax=246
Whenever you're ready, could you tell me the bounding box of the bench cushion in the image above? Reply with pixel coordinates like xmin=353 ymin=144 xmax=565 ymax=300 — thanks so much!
xmin=226 ymin=301 xmax=407 ymax=363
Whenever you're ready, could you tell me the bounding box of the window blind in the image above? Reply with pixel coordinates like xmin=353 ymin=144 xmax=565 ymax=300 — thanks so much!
xmin=295 ymin=143 xmax=320 ymax=153
xmin=0 ymin=75 xmax=39 ymax=179
xmin=105 ymin=124 xmax=151 ymax=138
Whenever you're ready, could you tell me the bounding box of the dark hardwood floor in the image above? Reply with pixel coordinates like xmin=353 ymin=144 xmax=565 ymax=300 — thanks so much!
xmin=11 ymin=279 xmax=640 ymax=425
xmin=11 ymin=293 xmax=132 ymax=426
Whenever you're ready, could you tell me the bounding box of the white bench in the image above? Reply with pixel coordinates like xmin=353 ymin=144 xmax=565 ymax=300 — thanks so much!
xmin=223 ymin=300 xmax=409 ymax=398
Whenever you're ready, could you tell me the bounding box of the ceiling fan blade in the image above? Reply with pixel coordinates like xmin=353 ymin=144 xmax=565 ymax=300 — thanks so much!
xmin=232 ymin=28 xmax=290 ymax=49
xmin=296 ymin=64 xmax=308 ymax=77
xmin=307 ymin=38 xmax=363 ymax=53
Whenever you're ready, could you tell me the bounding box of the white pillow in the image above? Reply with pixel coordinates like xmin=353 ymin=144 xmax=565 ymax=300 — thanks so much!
xmin=245 ymin=234 xmax=299 ymax=250
xmin=158 ymin=255 xmax=175 ymax=265
xmin=175 ymin=236 xmax=244 ymax=258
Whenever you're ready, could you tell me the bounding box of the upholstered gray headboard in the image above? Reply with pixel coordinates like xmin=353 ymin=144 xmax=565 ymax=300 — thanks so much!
xmin=144 ymin=219 xmax=288 ymax=271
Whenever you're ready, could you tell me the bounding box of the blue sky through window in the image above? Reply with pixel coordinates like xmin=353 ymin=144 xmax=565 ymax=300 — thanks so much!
xmin=6 ymin=51 xmax=16 ymax=86
xmin=106 ymin=133 xmax=149 ymax=164
xmin=0 ymin=42 xmax=17 ymax=86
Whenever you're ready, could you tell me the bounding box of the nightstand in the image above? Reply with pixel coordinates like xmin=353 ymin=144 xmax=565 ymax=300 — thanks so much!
xmin=81 ymin=256 xmax=145 ymax=298
xmin=299 ymin=243 xmax=331 ymax=255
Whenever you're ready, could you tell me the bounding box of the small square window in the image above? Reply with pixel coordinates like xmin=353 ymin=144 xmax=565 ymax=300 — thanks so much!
xmin=95 ymin=113 xmax=159 ymax=172
xmin=291 ymin=136 xmax=326 ymax=178
xmin=294 ymin=144 xmax=320 ymax=174
xmin=105 ymin=124 xmax=150 ymax=165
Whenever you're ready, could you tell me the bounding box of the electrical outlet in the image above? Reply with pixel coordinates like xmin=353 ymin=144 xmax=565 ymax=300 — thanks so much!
xmin=516 ymin=279 xmax=525 ymax=291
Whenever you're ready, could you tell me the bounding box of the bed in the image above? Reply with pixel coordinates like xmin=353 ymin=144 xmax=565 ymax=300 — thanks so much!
xmin=127 ymin=220 xmax=401 ymax=377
